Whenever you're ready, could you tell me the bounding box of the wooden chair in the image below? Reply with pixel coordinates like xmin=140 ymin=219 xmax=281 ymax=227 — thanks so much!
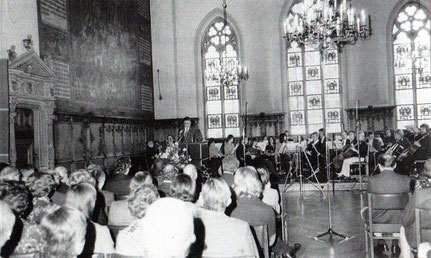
xmin=251 ymin=225 xmax=270 ymax=258
xmin=415 ymin=207 xmax=431 ymax=249
xmin=365 ymin=193 xmax=409 ymax=258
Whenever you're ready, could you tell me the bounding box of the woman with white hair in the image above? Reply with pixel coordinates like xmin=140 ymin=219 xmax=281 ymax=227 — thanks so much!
xmin=116 ymin=184 xmax=160 ymax=256
xmin=231 ymin=166 xmax=276 ymax=245
xmin=65 ymin=183 xmax=114 ymax=256
xmin=108 ymin=171 xmax=154 ymax=226
xmin=257 ymin=167 xmax=280 ymax=214
xmin=196 ymin=178 xmax=259 ymax=257
xmin=41 ymin=207 xmax=87 ymax=258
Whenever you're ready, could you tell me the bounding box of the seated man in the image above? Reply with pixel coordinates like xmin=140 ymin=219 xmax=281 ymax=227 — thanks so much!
xmin=196 ymin=178 xmax=259 ymax=257
xmin=103 ymin=157 xmax=133 ymax=197
xmin=230 ymin=166 xmax=276 ymax=246
xmin=220 ymin=156 xmax=240 ymax=188
xmin=400 ymin=159 xmax=431 ymax=258
xmin=362 ymin=154 xmax=410 ymax=255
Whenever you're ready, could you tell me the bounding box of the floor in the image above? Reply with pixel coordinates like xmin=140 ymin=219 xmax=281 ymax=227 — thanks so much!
xmin=283 ymin=190 xmax=369 ymax=258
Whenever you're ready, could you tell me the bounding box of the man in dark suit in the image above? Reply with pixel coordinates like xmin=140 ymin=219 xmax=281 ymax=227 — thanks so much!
xmin=103 ymin=157 xmax=133 ymax=197
xmin=363 ymin=154 xmax=411 ymax=255
xmin=178 ymin=117 xmax=203 ymax=143
xmin=400 ymin=158 xmax=431 ymax=257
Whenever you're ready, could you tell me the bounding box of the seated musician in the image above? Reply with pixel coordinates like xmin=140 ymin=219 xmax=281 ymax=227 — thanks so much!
xmin=265 ymin=136 xmax=276 ymax=166
xmin=318 ymin=128 xmax=327 ymax=157
xmin=305 ymin=132 xmax=321 ymax=171
xmin=235 ymin=137 xmax=246 ymax=167
xmin=338 ymin=131 xmax=368 ymax=179
xmin=382 ymin=128 xmax=396 ymax=149
xmin=398 ymin=124 xmax=431 ymax=175
xmin=278 ymin=134 xmax=291 ymax=173
xmin=367 ymin=131 xmax=382 ymax=172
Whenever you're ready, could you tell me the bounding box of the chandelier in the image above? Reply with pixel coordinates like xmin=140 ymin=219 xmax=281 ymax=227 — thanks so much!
xmin=205 ymin=0 xmax=248 ymax=88
xmin=283 ymin=0 xmax=372 ymax=49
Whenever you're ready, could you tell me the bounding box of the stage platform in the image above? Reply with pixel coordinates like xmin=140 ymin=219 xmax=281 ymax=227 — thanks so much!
xmin=279 ymin=181 xmax=368 ymax=192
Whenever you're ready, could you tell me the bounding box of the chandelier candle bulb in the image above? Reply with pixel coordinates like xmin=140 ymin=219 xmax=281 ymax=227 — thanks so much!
xmin=361 ymin=10 xmax=366 ymax=25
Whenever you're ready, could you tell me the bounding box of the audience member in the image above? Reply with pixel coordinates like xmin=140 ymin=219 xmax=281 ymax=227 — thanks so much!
xmin=362 ymin=154 xmax=410 ymax=255
xmin=157 ymin=164 xmax=178 ymax=197
xmin=103 ymin=157 xmax=133 ymax=196
xmin=0 ymin=166 xmax=20 ymax=182
xmin=116 ymin=184 xmax=160 ymax=256
xmin=220 ymin=155 xmax=240 ymax=188
xmin=168 ymin=174 xmax=195 ymax=203
xmin=68 ymin=169 xmax=108 ymax=225
xmin=224 ymin=134 xmax=238 ymax=158
xmin=87 ymin=164 xmax=114 ymax=216
xmin=231 ymin=166 xmax=276 ymax=245
xmin=0 ymin=201 xmax=15 ymax=249
xmin=65 ymin=183 xmax=114 ymax=256
xmin=141 ymin=198 xmax=196 ymax=257
xmin=25 ymin=172 xmax=59 ymax=224
xmin=0 ymin=182 xmax=45 ymax=255
xmin=257 ymin=167 xmax=281 ymax=214
xmin=41 ymin=207 xmax=87 ymax=258
xmin=109 ymin=171 xmax=153 ymax=226
xmin=196 ymin=178 xmax=259 ymax=257
xmin=183 ymin=164 xmax=198 ymax=183
xmin=51 ymin=166 xmax=70 ymax=207
xmin=400 ymin=159 xmax=431 ymax=257
xmin=20 ymin=166 xmax=36 ymax=183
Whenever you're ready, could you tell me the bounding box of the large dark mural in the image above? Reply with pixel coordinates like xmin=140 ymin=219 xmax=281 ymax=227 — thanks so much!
xmin=68 ymin=0 xmax=141 ymax=116
xmin=39 ymin=0 xmax=153 ymax=119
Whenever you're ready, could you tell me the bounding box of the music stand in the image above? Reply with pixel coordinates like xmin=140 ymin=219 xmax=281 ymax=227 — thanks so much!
xmin=285 ymin=146 xmax=325 ymax=196
xmin=313 ymin=131 xmax=353 ymax=243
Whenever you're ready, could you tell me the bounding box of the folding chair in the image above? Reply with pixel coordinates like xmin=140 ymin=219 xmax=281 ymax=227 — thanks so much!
xmin=365 ymin=193 xmax=409 ymax=258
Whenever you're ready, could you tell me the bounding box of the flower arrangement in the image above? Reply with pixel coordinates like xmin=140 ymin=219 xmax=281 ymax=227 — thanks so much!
xmin=156 ymin=142 xmax=191 ymax=169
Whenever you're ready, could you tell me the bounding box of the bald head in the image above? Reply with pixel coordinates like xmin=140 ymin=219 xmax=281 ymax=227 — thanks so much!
xmin=183 ymin=164 xmax=197 ymax=182
xmin=142 ymin=198 xmax=195 ymax=257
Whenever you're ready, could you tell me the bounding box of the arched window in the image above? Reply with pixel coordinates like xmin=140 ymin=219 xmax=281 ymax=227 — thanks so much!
xmin=202 ymin=18 xmax=241 ymax=139
xmin=286 ymin=3 xmax=342 ymax=135
xmin=393 ymin=3 xmax=431 ymax=129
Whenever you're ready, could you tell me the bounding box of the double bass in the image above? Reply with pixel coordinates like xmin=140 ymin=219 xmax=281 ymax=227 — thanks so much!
xmin=397 ymin=132 xmax=430 ymax=161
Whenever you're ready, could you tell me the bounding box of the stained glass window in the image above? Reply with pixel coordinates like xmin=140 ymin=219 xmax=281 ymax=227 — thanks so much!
xmin=202 ymin=18 xmax=241 ymax=138
xmin=393 ymin=3 xmax=431 ymax=129
xmin=286 ymin=3 xmax=342 ymax=135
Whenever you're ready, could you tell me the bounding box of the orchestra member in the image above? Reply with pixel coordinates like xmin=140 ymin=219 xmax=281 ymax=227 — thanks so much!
xmin=339 ymin=131 xmax=368 ymax=179
xmin=367 ymin=131 xmax=382 ymax=171
xmin=236 ymin=137 xmax=247 ymax=167
xmin=414 ymin=124 xmax=431 ymax=161
xmin=224 ymin=135 xmax=238 ymax=159
xmin=265 ymin=137 xmax=276 ymax=164
xmin=341 ymin=130 xmax=350 ymax=146
xmin=209 ymin=138 xmax=223 ymax=177
xmin=257 ymin=136 xmax=269 ymax=153
xmin=278 ymin=134 xmax=290 ymax=173
xmin=394 ymin=129 xmax=413 ymax=175
xmin=306 ymin=133 xmax=321 ymax=171
xmin=178 ymin=117 xmax=203 ymax=143
xmin=318 ymin=128 xmax=327 ymax=158
xmin=382 ymin=128 xmax=396 ymax=148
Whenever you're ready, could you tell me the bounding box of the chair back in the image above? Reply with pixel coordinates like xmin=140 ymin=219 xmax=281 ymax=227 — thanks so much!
xmin=115 ymin=194 xmax=129 ymax=201
xmin=250 ymin=225 xmax=270 ymax=258
xmin=415 ymin=206 xmax=431 ymax=248
xmin=368 ymin=193 xmax=409 ymax=233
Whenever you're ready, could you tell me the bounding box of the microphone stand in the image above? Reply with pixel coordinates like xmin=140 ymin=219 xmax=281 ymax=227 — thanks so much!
xmin=313 ymin=130 xmax=353 ymax=243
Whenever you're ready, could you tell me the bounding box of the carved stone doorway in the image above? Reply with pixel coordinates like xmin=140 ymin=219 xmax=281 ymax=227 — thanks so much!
xmin=14 ymin=108 xmax=35 ymax=169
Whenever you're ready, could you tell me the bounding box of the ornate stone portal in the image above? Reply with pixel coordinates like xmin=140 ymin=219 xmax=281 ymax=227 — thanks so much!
xmin=8 ymin=51 xmax=57 ymax=169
